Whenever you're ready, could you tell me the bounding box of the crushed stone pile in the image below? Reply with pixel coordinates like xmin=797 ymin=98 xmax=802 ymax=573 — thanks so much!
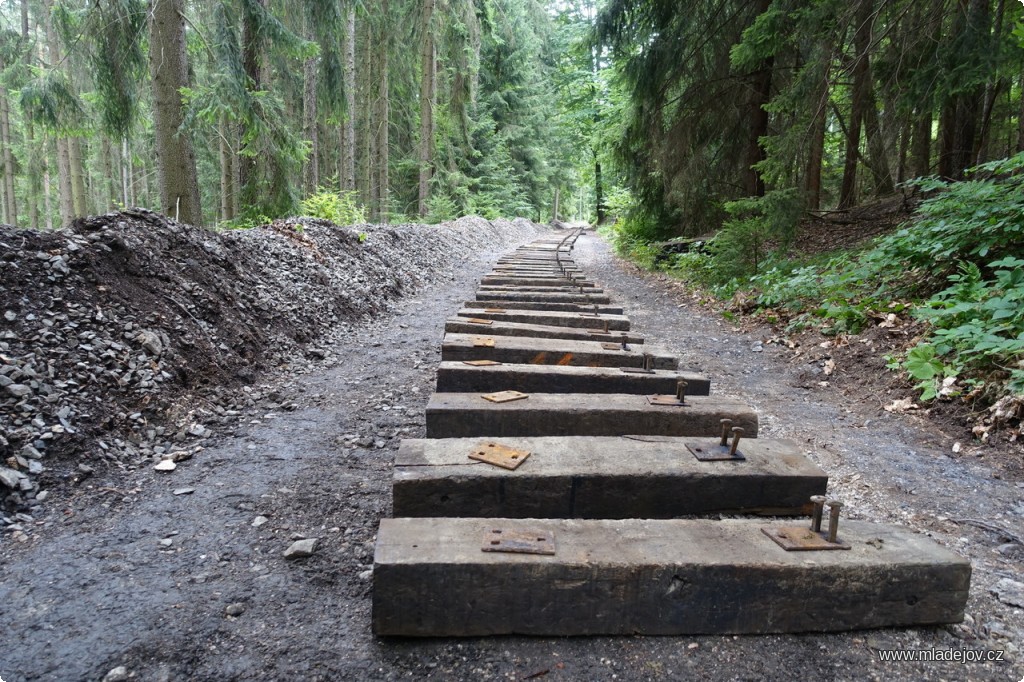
xmin=0 ymin=208 xmax=545 ymax=518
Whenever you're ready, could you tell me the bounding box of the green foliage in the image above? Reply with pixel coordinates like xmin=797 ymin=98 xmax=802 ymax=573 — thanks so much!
xmin=66 ymin=0 xmax=147 ymax=138
xmin=893 ymin=154 xmax=1024 ymax=277
xmin=709 ymin=188 xmax=803 ymax=281
xmin=615 ymin=152 xmax=1024 ymax=402
xmin=299 ymin=188 xmax=367 ymax=226
xmin=424 ymin=192 xmax=459 ymax=224
xmin=902 ymin=345 xmax=952 ymax=401
xmin=19 ymin=69 xmax=83 ymax=132
xmin=217 ymin=214 xmax=272 ymax=230
xmin=909 ymin=257 xmax=1024 ymax=398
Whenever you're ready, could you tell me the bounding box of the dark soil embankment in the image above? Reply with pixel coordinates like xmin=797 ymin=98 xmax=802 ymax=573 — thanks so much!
xmin=0 ymin=210 xmax=544 ymax=520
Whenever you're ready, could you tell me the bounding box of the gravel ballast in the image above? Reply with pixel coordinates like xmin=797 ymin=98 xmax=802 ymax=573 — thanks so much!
xmin=0 ymin=210 xmax=544 ymax=518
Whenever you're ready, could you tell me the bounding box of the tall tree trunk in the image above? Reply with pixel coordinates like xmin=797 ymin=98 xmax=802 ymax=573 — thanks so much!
xmin=55 ymin=138 xmax=73 ymax=224
xmin=149 ymin=0 xmax=203 ymax=225
xmin=912 ymin=108 xmax=932 ymax=177
xmin=839 ymin=0 xmax=874 ymax=208
xmin=742 ymin=0 xmax=773 ymax=198
xmin=220 ymin=115 xmax=235 ymax=220
xmin=974 ymin=0 xmax=1006 ymax=164
xmin=341 ymin=4 xmax=356 ymax=192
xmin=360 ymin=18 xmax=373 ymax=209
xmin=0 ymin=54 xmax=18 ymax=225
xmin=302 ymin=26 xmax=319 ymax=196
xmin=374 ymin=0 xmax=390 ymax=223
xmin=854 ymin=0 xmax=893 ymax=196
xmin=121 ymin=138 xmax=131 ymax=207
xmin=417 ymin=0 xmax=436 ymax=217
xmin=804 ymin=57 xmax=830 ymax=211
xmin=43 ymin=157 xmax=53 ymax=230
xmin=897 ymin=120 xmax=909 ymax=184
xmin=69 ymin=137 xmax=88 ymax=216
xmin=44 ymin=0 xmax=74 ymax=226
xmin=21 ymin=0 xmax=29 ymax=37
xmin=594 ymin=154 xmax=605 ymax=224
xmin=1018 ymin=72 xmax=1024 ymax=153
xmin=939 ymin=0 xmax=991 ymax=179
xmin=27 ymin=124 xmax=39 ymax=229
xmin=239 ymin=0 xmax=266 ymax=204
xmin=101 ymin=136 xmax=117 ymax=210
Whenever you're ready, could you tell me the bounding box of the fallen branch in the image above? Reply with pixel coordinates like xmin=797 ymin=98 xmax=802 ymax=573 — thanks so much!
xmin=951 ymin=518 xmax=1024 ymax=546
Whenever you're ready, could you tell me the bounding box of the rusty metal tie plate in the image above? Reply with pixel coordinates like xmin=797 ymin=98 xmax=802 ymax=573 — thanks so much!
xmin=466 ymin=318 xmax=494 ymax=325
xmin=647 ymin=395 xmax=687 ymax=406
xmin=587 ymin=329 xmax=612 ymax=336
xmin=462 ymin=360 xmax=502 ymax=367
xmin=578 ymin=312 xmax=600 ymax=317
xmin=482 ymin=528 xmax=556 ymax=555
xmin=761 ymin=527 xmax=851 ymax=551
xmin=600 ymin=342 xmax=622 ymax=351
xmin=620 ymin=367 xmax=654 ymax=375
xmin=686 ymin=443 xmax=745 ymax=461
xmin=472 ymin=337 xmax=496 ymax=348
xmin=483 ymin=308 xmax=507 ymax=313
xmin=469 ymin=442 xmax=531 ymax=470
xmin=482 ymin=390 xmax=529 ymax=404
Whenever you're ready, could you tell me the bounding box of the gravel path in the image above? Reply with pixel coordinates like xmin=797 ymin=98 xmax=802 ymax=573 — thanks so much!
xmin=1 ymin=231 xmax=1021 ymax=682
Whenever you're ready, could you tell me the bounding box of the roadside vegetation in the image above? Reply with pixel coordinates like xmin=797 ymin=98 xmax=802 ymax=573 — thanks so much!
xmin=607 ymin=154 xmax=1024 ymax=416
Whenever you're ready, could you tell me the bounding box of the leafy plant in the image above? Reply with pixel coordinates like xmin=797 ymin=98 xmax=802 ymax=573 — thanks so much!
xmin=902 ymin=344 xmax=952 ymax=400
xmin=299 ymin=188 xmax=367 ymax=226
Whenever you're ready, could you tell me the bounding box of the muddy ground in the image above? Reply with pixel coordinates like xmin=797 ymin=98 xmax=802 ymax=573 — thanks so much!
xmin=1 ymin=231 xmax=1022 ymax=682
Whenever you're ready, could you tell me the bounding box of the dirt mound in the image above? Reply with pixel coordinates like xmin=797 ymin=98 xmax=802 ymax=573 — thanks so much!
xmin=793 ymin=194 xmax=919 ymax=256
xmin=0 ymin=209 xmax=544 ymax=514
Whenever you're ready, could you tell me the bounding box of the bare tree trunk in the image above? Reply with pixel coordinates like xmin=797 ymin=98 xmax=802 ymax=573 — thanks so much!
xmin=231 ymin=125 xmax=241 ymax=217
xmin=28 ymin=124 xmax=39 ymax=229
xmin=43 ymin=157 xmax=53 ymax=230
xmin=302 ymin=28 xmax=319 ymax=196
xmin=854 ymin=0 xmax=893 ymax=195
xmin=1018 ymin=73 xmax=1024 ymax=153
xmin=553 ymin=187 xmax=560 ymax=222
xmin=121 ymin=138 xmax=131 ymax=207
xmin=220 ymin=115 xmax=234 ymax=220
xmin=101 ymin=136 xmax=117 ymax=210
xmin=341 ymin=4 xmax=356 ymax=193
xmin=742 ymin=0 xmax=773 ymax=198
xmin=912 ymin=109 xmax=931 ymax=177
xmin=375 ymin=0 xmax=390 ymax=223
xmin=804 ymin=59 xmax=829 ymax=210
xmin=239 ymin=0 xmax=265 ymax=204
xmin=417 ymin=0 xmax=436 ymax=217
xmin=44 ymin=0 xmax=74 ymax=226
xmin=0 ymin=55 xmax=18 ymax=225
xmin=839 ymin=0 xmax=874 ymax=208
xmin=21 ymin=0 xmax=29 ymax=37
xmin=149 ymin=0 xmax=203 ymax=225
xmin=896 ymin=120 xmax=909 ymax=184
xmin=69 ymin=137 xmax=88 ymax=216
xmin=361 ymin=17 xmax=374 ymax=210
xmin=974 ymin=0 xmax=1006 ymax=164
xmin=55 ymin=138 xmax=73 ymax=224
xmin=939 ymin=0 xmax=991 ymax=179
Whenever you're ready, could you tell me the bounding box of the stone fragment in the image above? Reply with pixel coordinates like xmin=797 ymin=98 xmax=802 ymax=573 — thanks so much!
xmin=283 ymin=538 xmax=318 ymax=559
xmin=102 ymin=666 xmax=130 ymax=682
xmin=992 ymin=578 xmax=1024 ymax=608
xmin=5 ymin=383 xmax=31 ymax=398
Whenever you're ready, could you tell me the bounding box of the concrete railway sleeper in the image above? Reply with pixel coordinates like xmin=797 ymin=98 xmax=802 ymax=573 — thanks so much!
xmin=372 ymin=229 xmax=970 ymax=637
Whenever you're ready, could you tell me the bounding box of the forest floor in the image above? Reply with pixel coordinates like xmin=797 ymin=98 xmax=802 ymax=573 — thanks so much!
xmin=1 ymin=229 xmax=1023 ymax=682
